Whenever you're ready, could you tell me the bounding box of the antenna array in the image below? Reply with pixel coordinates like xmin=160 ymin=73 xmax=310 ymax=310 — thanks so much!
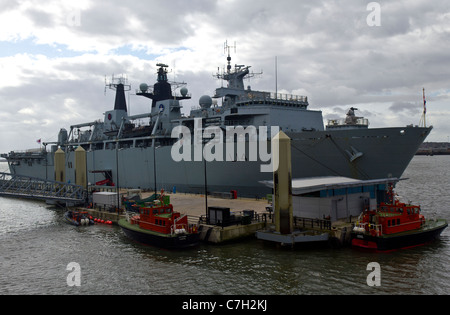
xmin=224 ymin=40 xmax=237 ymax=73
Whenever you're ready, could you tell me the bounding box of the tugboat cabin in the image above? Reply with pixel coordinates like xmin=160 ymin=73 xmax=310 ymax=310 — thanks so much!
xmin=131 ymin=203 xmax=190 ymax=235
xmin=358 ymin=189 xmax=425 ymax=237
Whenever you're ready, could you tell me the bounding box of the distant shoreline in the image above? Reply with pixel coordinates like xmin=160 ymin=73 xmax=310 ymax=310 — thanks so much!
xmin=416 ymin=142 xmax=450 ymax=155
xmin=416 ymin=152 xmax=450 ymax=156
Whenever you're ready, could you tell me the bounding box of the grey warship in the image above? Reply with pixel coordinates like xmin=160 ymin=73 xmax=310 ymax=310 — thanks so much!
xmin=1 ymin=50 xmax=432 ymax=197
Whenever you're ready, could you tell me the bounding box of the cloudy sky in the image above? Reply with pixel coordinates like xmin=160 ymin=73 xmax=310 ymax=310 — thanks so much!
xmin=0 ymin=0 xmax=449 ymax=154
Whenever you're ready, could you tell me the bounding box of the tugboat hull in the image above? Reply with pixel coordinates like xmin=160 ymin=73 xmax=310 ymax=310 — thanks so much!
xmin=352 ymin=219 xmax=448 ymax=251
xmin=119 ymin=219 xmax=199 ymax=249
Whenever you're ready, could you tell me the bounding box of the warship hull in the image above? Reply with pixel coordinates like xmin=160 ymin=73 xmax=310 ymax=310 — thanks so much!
xmin=4 ymin=126 xmax=431 ymax=197
xmin=2 ymin=56 xmax=433 ymax=197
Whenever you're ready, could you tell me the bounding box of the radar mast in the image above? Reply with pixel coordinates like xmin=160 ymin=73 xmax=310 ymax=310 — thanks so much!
xmin=215 ymin=41 xmax=262 ymax=91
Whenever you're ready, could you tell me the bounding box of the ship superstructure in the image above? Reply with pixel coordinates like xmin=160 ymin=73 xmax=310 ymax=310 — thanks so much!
xmin=1 ymin=48 xmax=432 ymax=197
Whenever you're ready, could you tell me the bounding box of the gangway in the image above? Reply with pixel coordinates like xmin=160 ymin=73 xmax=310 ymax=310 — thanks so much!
xmin=0 ymin=172 xmax=86 ymax=204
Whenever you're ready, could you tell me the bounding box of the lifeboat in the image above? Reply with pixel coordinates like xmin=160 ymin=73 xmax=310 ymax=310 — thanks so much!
xmin=351 ymin=185 xmax=447 ymax=251
xmin=64 ymin=210 xmax=94 ymax=227
xmin=118 ymin=191 xmax=199 ymax=249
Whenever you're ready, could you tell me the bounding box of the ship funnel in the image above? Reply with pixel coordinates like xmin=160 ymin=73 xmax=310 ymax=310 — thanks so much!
xmin=114 ymin=83 xmax=127 ymax=112
xmin=106 ymin=75 xmax=130 ymax=112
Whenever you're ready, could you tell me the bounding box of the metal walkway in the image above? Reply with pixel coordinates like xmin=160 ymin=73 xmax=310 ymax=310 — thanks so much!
xmin=0 ymin=172 xmax=86 ymax=204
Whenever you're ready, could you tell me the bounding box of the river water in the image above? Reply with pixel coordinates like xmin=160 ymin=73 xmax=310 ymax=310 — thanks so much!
xmin=0 ymin=157 xmax=449 ymax=295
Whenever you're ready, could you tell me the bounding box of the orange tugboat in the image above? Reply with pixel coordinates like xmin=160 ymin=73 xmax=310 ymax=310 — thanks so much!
xmin=118 ymin=191 xmax=199 ymax=249
xmin=352 ymin=185 xmax=447 ymax=251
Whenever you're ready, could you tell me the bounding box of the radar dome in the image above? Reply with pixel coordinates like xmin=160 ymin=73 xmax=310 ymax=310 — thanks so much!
xmin=199 ymin=95 xmax=213 ymax=109
xmin=139 ymin=83 xmax=148 ymax=93
xmin=180 ymin=87 xmax=188 ymax=97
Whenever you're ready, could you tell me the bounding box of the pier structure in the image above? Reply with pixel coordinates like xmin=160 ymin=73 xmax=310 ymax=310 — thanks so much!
xmin=197 ymin=208 xmax=267 ymax=244
xmin=256 ymin=131 xmax=401 ymax=247
xmin=0 ymin=172 xmax=86 ymax=204
xmin=256 ymin=131 xmax=331 ymax=246
xmin=0 ymin=145 xmax=89 ymax=205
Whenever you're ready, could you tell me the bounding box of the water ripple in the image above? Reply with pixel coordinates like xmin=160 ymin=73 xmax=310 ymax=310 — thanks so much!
xmin=1 ymin=157 xmax=449 ymax=295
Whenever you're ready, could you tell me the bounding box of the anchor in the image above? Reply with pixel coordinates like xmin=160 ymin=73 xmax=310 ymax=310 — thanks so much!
xmin=346 ymin=146 xmax=363 ymax=163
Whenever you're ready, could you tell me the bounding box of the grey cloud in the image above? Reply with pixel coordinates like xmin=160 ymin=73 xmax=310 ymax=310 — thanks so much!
xmin=72 ymin=0 xmax=219 ymax=46
xmin=1 ymin=0 xmax=450 ymax=152
xmin=389 ymin=101 xmax=422 ymax=115
xmin=0 ymin=0 xmax=20 ymax=11
xmin=24 ymin=8 xmax=56 ymax=28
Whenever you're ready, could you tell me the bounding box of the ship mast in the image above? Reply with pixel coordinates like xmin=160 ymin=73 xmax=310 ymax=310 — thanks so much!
xmin=225 ymin=40 xmax=236 ymax=74
xmin=419 ymin=88 xmax=427 ymax=128
xmin=214 ymin=41 xmax=262 ymax=104
xmin=422 ymin=88 xmax=427 ymax=128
